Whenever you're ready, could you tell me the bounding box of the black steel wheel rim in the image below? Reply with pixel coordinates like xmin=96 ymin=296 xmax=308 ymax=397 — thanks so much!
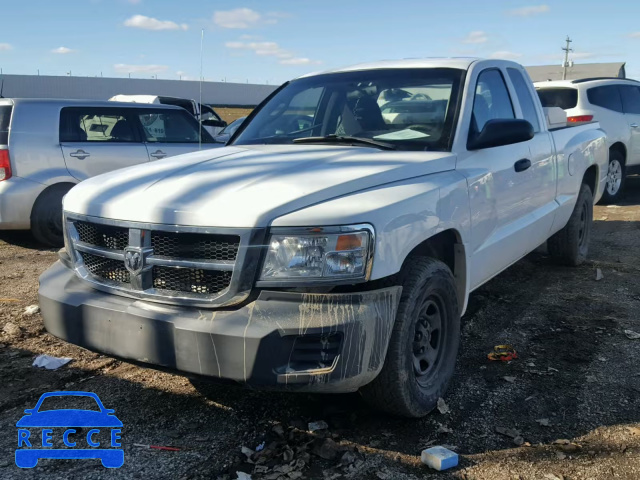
xmin=577 ymin=199 xmax=588 ymax=249
xmin=412 ymin=293 xmax=446 ymax=387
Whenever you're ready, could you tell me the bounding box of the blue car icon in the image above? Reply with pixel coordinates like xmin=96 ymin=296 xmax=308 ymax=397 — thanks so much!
xmin=16 ymin=391 xmax=123 ymax=468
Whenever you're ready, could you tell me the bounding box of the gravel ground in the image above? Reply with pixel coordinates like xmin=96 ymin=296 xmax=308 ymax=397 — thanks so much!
xmin=1 ymin=177 xmax=639 ymax=479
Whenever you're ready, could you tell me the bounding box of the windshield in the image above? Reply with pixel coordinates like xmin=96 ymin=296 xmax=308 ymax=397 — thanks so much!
xmin=232 ymin=68 xmax=464 ymax=151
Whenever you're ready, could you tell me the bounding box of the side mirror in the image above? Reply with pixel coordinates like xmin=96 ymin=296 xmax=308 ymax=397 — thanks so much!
xmin=24 ymin=409 xmax=34 ymax=414
xmin=202 ymin=119 xmax=227 ymax=128
xmin=467 ymin=119 xmax=534 ymax=150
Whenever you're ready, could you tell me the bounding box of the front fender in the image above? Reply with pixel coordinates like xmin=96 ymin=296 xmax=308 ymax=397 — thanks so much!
xmin=271 ymin=171 xmax=471 ymax=281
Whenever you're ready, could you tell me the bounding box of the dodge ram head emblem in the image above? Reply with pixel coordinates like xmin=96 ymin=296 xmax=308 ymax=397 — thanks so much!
xmin=124 ymin=248 xmax=144 ymax=275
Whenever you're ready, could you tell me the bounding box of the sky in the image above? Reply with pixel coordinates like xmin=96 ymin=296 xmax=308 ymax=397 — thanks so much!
xmin=0 ymin=0 xmax=639 ymax=85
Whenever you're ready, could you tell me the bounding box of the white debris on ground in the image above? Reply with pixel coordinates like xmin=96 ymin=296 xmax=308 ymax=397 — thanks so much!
xmin=24 ymin=304 xmax=40 ymax=315
xmin=33 ymin=354 xmax=72 ymax=370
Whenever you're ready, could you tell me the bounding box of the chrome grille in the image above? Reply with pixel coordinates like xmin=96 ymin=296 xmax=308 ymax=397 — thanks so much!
xmin=75 ymin=221 xmax=129 ymax=251
xmin=151 ymin=231 xmax=239 ymax=261
xmin=65 ymin=214 xmax=256 ymax=307
xmin=81 ymin=252 xmax=131 ymax=284
xmin=152 ymin=266 xmax=232 ymax=294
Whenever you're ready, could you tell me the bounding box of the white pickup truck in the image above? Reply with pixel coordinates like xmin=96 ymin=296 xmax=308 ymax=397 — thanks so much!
xmin=39 ymin=58 xmax=608 ymax=417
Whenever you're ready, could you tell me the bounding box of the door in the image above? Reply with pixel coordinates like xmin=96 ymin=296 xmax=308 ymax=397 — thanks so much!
xmin=134 ymin=108 xmax=219 ymax=161
xmin=456 ymin=68 xmax=541 ymax=289
xmin=619 ymin=85 xmax=640 ymax=166
xmin=59 ymin=107 xmax=149 ymax=181
xmin=506 ymin=68 xmax=557 ymax=250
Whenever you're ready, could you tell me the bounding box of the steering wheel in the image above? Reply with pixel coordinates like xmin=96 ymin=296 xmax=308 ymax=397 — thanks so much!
xmin=411 ymin=93 xmax=432 ymax=101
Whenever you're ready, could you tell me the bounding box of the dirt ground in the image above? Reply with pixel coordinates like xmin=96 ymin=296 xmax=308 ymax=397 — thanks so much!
xmin=1 ymin=178 xmax=640 ymax=479
xmin=214 ymin=107 xmax=254 ymax=124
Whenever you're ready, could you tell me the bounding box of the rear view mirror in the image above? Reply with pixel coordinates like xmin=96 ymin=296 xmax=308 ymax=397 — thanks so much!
xmin=202 ymin=119 xmax=227 ymax=128
xmin=467 ymin=119 xmax=534 ymax=150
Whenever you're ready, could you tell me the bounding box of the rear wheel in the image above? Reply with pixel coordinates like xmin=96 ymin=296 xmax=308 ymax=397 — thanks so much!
xmin=548 ymin=182 xmax=593 ymax=266
xmin=359 ymin=257 xmax=460 ymax=417
xmin=30 ymin=184 xmax=72 ymax=247
xmin=599 ymin=150 xmax=626 ymax=204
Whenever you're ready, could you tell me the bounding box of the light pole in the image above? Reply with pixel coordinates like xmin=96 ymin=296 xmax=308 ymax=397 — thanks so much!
xmin=562 ymin=36 xmax=573 ymax=80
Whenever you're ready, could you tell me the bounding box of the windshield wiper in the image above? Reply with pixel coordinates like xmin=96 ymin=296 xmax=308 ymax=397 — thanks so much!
xmin=293 ymin=134 xmax=396 ymax=150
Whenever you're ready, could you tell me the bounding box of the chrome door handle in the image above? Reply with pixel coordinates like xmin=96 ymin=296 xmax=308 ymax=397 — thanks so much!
xmin=69 ymin=149 xmax=90 ymax=160
xmin=631 ymin=123 xmax=639 ymax=128
xmin=150 ymin=150 xmax=167 ymax=159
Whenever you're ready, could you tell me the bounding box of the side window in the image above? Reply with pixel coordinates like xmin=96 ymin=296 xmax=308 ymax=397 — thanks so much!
xmin=507 ymin=68 xmax=541 ymax=132
xmin=136 ymin=110 xmax=214 ymax=143
xmin=587 ymin=86 xmax=623 ymax=112
xmin=619 ymin=85 xmax=640 ymax=114
xmin=471 ymin=69 xmax=515 ymax=133
xmin=60 ymin=108 xmax=138 ymax=143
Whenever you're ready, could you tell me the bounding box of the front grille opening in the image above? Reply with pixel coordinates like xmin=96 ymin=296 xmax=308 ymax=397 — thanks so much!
xmin=151 ymin=231 xmax=240 ymax=261
xmin=74 ymin=221 xmax=129 ymax=251
xmin=81 ymin=252 xmax=130 ymax=284
xmin=152 ymin=266 xmax=232 ymax=295
xmin=278 ymin=333 xmax=343 ymax=373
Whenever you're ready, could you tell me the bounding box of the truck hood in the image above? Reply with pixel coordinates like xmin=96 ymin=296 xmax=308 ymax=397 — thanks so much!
xmin=64 ymin=145 xmax=456 ymax=228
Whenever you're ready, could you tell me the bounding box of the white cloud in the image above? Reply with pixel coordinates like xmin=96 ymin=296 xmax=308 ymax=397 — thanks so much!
xmin=279 ymin=57 xmax=321 ymax=66
xmin=52 ymin=46 xmax=74 ymax=54
xmin=489 ymin=51 xmax=523 ymax=60
xmin=0 ymin=43 xmax=13 ymax=51
xmin=508 ymin=5 xmax=550 ymax=16
xmin=629 ymin=32 xmax=640 ymax=38
xmin=124 ymin=14 xmax=188 ymax=31
xmin=113 ymin=63 xmax=169 ymax=74
xmin=214 ymin=8 xmax=262 ymax=29
xmin=462 ymin=31 xmax=488 ymax=44
xmin=175 ymin=70 xmax=192 ymax=80
xmin=225 ymin=41 xmax=291 ymax=58
xmin=225 ymin=39 xmax=320 ymax=66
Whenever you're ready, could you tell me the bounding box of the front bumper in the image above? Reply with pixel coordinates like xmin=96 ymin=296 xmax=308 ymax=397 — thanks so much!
xmin=39 ymin=262 xmax=401 ymax=393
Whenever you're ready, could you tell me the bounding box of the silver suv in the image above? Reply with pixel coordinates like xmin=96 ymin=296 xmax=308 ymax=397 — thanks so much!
xmin=0 ymin=99 xmax=221 ymax=246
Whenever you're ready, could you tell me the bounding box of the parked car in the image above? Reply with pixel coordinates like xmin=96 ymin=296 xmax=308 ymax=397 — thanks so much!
xmin=0 ymin=99 xmax=220 ymax=246
xmin=109 ymin=95 xmax=227 ymax=136
xmin=40 ymin=58 xmax=607 ymax=417
xmin=212 ymin=116 xmax=246 ymax=144
xmin=535 ymin=77 xmax=640 ymax=203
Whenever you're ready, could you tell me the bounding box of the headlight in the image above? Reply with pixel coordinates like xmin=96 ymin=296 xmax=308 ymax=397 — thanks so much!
xmin=259 ymin=225 xmax=374 ymax=284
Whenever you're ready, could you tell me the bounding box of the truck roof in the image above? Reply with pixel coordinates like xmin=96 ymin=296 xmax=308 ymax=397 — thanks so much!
xmin=299 ymin=57 xmax=481 ymax=78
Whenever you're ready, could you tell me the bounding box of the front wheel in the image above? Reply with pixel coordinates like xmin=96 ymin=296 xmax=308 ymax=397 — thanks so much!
xmin=599 ymin=150 xmax=626 ymax=204
xmin=359 ymin=257 xmax=460 ymax=418
xmin=548 ymin=182 xmax=593 ymax=266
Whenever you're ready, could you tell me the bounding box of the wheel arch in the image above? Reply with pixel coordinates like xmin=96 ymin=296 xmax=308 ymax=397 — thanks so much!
xmin=401 ymin=229 xmax=468 ymax=314
xmin=30 ymin=182 xmax=77 ymax=223
xmin=582 ymin=164 xmax=598 ymax=197
xmin=610 ymin=142 xmax=627 ymax=164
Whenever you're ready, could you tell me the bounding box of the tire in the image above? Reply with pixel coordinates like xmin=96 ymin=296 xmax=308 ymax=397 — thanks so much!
xmin=548 ymin=182 xmax=593 ymax=266
xmin=30 ymin=184 xmax=72 ymax=247
xmin=599 ymin=149 xmax=626 ymax=204
xmin=360 ymin=257 xmax=460 ymax=418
